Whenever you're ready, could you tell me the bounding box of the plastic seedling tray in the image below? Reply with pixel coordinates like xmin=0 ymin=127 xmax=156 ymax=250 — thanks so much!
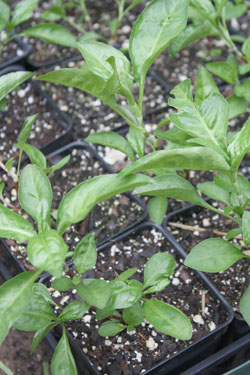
xmin=0 ymin=38 xmax=30 ymax=72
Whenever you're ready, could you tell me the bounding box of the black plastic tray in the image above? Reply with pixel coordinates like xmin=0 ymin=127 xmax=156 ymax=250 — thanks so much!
xmin=47 ymin=221 xmax=234 ymax=375
xmin=163 ymin=204 xmax=250 ymax=340
xmin=0 ymin=65 xmax=73 ymax=154
xmin=0 ymin=38 xmax=30 ymax=72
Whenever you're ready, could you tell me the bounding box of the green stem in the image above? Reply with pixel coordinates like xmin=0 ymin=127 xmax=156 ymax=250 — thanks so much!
xmin=230 ymin=172 xmax=244 ymax=208
xmin=138 ymin=80 xmax=145 ymax=113
xmin=217 ymin=23 xmax=243 ymax=58
xmin=16 ymin=150 xmax=23 ymax=180
xmin=78 ymin=0 xmax=91 ymax=23
xmin=64 ymin=17 xmax=86 ymax=34
xmin=204 ymin=201 xmax=240 ymax=225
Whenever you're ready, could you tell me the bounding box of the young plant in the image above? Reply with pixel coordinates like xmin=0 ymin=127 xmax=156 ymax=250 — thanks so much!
xmin=115 ymin=67 xmax=250 ymax=327
xmin=0 ymin=0 xmax=39 ymax=55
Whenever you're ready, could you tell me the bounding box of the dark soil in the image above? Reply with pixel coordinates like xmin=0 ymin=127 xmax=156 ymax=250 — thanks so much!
xmin=166 ymin=205 xmax=250 ymax=312
xmin=47 ymin=226 xmax=229 ymax=375
xmin=0 ymin=40 xmax=24 ymax=67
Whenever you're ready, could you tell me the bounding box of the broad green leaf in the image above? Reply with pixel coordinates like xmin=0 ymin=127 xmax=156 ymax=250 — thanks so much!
xmin=0 ymin=71 xmax=33 ymax=102
xmin=214 ymin=0 xmax=228 ymax=13
xmin=190 ymin=0 xmax=217 ymax=21
xmin=77 ymin=279 xmax=112 ymax=309
xmin=31 ymin=322 xmax=59 ymax=355
xmin=155 ymin=126 xmax=192 ymax=145
xmin=0 ymin=97 xmax=6 ymax=111
xmin=143 ymin=299 xmax=192 ymax=339
xmin=169 ymin=21 xmax=220 ymax=56
xmin=32 ymin=283 xmax=56 ymax=306
xmin=78 ymin=32 xmax=104 ymax=42
xmin=51 ymin=276 xmax=74 ymax=292
xmin=105 ymin=280 xmax=143 ymax=310
xmin=226 ymin=228 xmax=242 ymax=240
xmin=51 ymin=326 xmax=77 ymax=375
xmin=128 ymin=126 xmax=145 ymax=157
xmin=16 ymin=143 xmax=47 ymax=169
xmin=86 ymin=132 xmax=135 ymax=161
xmin=45 ymin=155 xmax=70 ymax=176
xmin=143 ymin=278 xmax=171 ymax=295
xmin=144 ymin=252 xmax=176 ymax=289
xmin=225 ymin=2 xmax=247 ymax=20
xmin=73 ymin=233 xmax=97 ymax=274
xmin=147 ymin=196 xmax=168 ymax=225
xmin=36 ymin=66 xmax=117 ymax=110
xmin=235 ymin=79 xmax=250 ymax=101
xmin=0 ymin=1 xmax=10 ymax=25
xmin=58 ymin=301 xmax=89 ymax=322
xmin=169 ymin=80 xmax=229 ymax=150
xmin=56 ymin=173 xmax=152 ymax=235
xmin=240 ymin=285 xmax=250 ymax=326
xmin=17 ymin=114 xmax=37 ymax=144
xmin=120 ymin=147 xmax=230 ymax=175
xmin=98 ymin=321 xmax=126 ymax=337
xmin=18 ymin=165 xmax=52 ymax=232
xmin=227 ymin=94 xmax=248 ymax=120
xmin=123 ymin=302 xmax=144 ymax=326
xmin=27 ymin=230 xmax=68 ymax=278
xmin=228 ymin=117 xmax=250 ymax=171
xmin=14 ymin=286 xmax=55 ymax=331
xmin=239 ymin=63 xmax=250 ymax=75
xmin=0 ymin=270 xmax=40 ymax=345
xmin=129 ymin=0 xmax=189 ymax=83
xmin=11 ymin=0 xmax=38 ymax=26
xmin=0 ymin=203 xmax=36 ymax=243
xmin=206 ymin=61 xmax=238 ymax=84
xmin=96 ymin=309 xmax=118 ymax=320
xmin=16 ymin=23 xmax=77 ymax=47
xmin=195 ymin=66 xmax=219 ymax=105
xmin=197 ymin=181 xmax=230 ymax=205
xmin=117 ymin=268 xmax=137 ymax=282
xmin=0 ymin=361 xmax=13 ymax=375
xmin=184 ymin=238 xmax=246 ymax=272
xmin=41 ymin=5 xmax=65 ymax=21
xmin=5 ymin=157 xmax=14 ymax=171
xmin=242 ymin=211 xmax=250 ymax=245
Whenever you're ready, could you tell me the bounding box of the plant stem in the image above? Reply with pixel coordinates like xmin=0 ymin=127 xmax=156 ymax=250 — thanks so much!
xmin=138 ymin=80 xmax=145 ymax=113
xmin=64 ymin=17 xmax=86 ymax=34
xmin=78 ymin=0 xmax=91 ymax=23
xmin=218 ymin=22 xmax=243 ymax=58
xmin=230 ymin=172 xmax=244 ymax=208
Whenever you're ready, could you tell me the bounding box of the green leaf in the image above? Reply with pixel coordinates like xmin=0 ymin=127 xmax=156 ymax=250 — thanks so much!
xmin=195 ymin=67 xmax=219 ymax=105
xmin=16 ymin=143 xmax=47 ymax=169
xmin=227 ymin=94 xmax=248 ymax=120
xmin=78 ymin=32 xmax=104 ymax=42
xmin=225 ymin=2 xmax=247 ymax=20
xmin=143 ymin=278 xmax=171 ymax=295
xmin=235 ymin=79 xmax=250 ymax=101
xmin=240 ymin=285 xmax=250 ymax=326
xmin=33 ymin=283 xmax=56 ymax=306
xmin=242 ymin=37 xmax=250 ymax=61
xmin=147 ymin=196 xmax=168 ymax=225
xmin=184 ymin=238 xmax=246 ymax=272
xmin=228 ymin=117 xmax=250 ymax=171
xmin=0 ymin=182 xmax=4 ymax=200
xmin=31 ymin=322 xmax=59 ymax=355
xmin=16 ymin=23 xmax=77 ymax=47
xmin=0 ymin=0 xmax=10 ymax=26
xmin=73 ymin=233 xmax=97 ymax=274
xmin=0 ymin=98 xmax=7 ymax=111
xmin=56 ymin=173 xmax=152 ymax=235
xmin=41 ymin=5 xmax=65 ymax=21
xmin=0 ymin=203 xmax=36 ymax=243
xmin=86 ymin=132 xmax=135 ymax=161
xmin=105 ymin=280 xmax=143 ymax=310
xmin=142 ymin=299 xmax=192 ymax=339
xmin=128 ymin=127 xmax=145 ymax=158
xmin=98 ymin=320 xmax=126 ymax=337
xmin=58 ymin=301 xmax=89 ymax=322
xmin=0 ymin=71 xmax=33 ymax=102
xmin=129 ymin=0 xmax=189 ymax=83
xmin=242 ymin=211 xmax=250 ymax=245
xmin=121 ymin=147 xmax=229 ymax=176
xmin=51 ymin=276 xmax=74 ymax=292
xmin=96 ymin=309 xmax=120 ymax=320
xmin=11 ymin=0 xmax=38 ymax=26
xmin=169 ymin=80 xmax=229 ymax=152
xmin=239 ymin=63 xmax=250 ymax=75
xmin=17 ymin=114 xmax=37 ymax=144
xmin=117 ymin=268 xmax=137 ymax=282
xmin=0 ymin=270 xmax=40 ymax=345
xmin=27 ymin=230 xmax=68 ymax=278
xmin=197 ymin=181 xmax=230 ymax=205
xmin=190 ymin=0 xmax=217 ymax=21
xmin=206 ymin=61 xmax=238 ymax=84
xmin=77 ymin=279 xmax=112 ymax=309
xmin=13 ymin=286 xmax=55 ymax=331
xmin=51 ymin=326 xmax=77 ymax=375
xmin=123 ymin=302 xmax=144 ymax=326
xmin=144 ymin=252 xmax=176 ymax=289
xmin=18 ymin=165 xmax=52 ymax=232
xmin=45 ymin=155 xmax=70 ymax=176
xmin=226 ymin=228 xmax=242 ymax=240
xmin=169 ymin=21 xmax=220 ymax=57
xmin=0 ymin=361 xmax=13 ymax=375
xmin=5 ymin=157 xmax=14 ymax=171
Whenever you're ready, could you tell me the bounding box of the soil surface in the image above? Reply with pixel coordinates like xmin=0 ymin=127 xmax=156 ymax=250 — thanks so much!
xmin=47 ymin=226 xmax=229 ymax=375
xmin=0 ymin=39 xmax=25 ymax=67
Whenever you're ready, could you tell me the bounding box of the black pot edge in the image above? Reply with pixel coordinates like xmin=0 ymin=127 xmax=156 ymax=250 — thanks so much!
xmin=0 ymin=65 xmax=73 ymax=154
xmin=25 ymin=53 xmax=83 ymax=71
xmin=40 ymin=220 xmax=234 ymax=375
xmin=179 ymin=331 xmax=250 ymax=375
xmin=163 ymin=203 xmax=250 ymax=331
xmin=0 ymin=38 xmax=30 ymax=72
